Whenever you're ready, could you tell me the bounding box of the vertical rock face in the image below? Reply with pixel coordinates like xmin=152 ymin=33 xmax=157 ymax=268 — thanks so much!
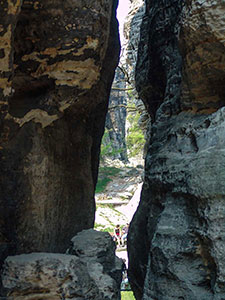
xmin=0 ymin=0 xmax=120 ymax=263
xmin=128 ymin=0 xmax=225 ymax=299
xmin=123 ymin=0 xmax=151 ymax=158
xmin=67 ymin=229 xmax=123 ymax=299
xmin=124 ymin=0 xmax=145 ymax=84
xmin=105 ymin=68 xmax=128 ymax=163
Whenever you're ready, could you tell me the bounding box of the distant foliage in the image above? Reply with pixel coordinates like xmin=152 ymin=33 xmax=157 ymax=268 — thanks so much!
xmin=94 ymin=223 xmax=114 ymax=233
xmin=126 ymin=98 xmax=145 ymax=158
xmin=121 ymin=291 xmax=135 ymax=300
xmin=100 ymin=87 xmax=145 ymax=161
xmin=95 ymin=177 xmax=112 ymax=194
xmin=95 ymin=166 xmax=121 ymax=193
xmin=100 ymin=129 xmax=123 ymax=162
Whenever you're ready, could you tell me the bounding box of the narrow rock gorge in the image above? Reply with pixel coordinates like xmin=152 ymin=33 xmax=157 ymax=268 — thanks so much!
xmin=0 ymin=0 xmax=120 ymax=263
xmin=1 ymin=0 xmax=225 ymax=299
xmin=128 ymin=0 xmax=225 ymax=299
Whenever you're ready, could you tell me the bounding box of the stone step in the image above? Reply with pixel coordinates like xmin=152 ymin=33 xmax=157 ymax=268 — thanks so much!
xmin=96 ymin=200 xmax=129 ymax=205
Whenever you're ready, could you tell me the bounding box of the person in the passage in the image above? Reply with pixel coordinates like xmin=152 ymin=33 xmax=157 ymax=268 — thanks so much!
xmin=121 ymin=223 xmax=129 ymax=247
xmin=114 ymin=224 xmax=121 ymax=246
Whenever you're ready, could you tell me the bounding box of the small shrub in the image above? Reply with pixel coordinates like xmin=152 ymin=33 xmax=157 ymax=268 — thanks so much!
xmin=95 ymin=166 xmax=121 ymax=193
xmin=121 ymin=291 xmax=135 ymax=300
xmin=100 ymin=129 xmax=123 ymax=162
xmin=126 ymin=111 xmax=145 ymax=157
xmin=95 ymin=177 xmax=112 ymax=194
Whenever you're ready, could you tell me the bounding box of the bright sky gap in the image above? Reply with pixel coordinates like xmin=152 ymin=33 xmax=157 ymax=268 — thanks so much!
xmin=117 ymin=0 xmax=130 ymax=43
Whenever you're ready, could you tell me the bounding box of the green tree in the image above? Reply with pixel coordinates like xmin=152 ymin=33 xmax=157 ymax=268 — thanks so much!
xmin=100 ymin=129 xmax=123 ymax=162
xmin=126 ymin=95 xmax=145 ymax=158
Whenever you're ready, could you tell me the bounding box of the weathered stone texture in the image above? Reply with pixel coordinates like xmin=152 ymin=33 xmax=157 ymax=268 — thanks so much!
xmin=67 ymin=229 xmax=123 ymax=299
xmin=124 ymin=0 xmax=145 ymax=84
xmin=105 ymin=68 xmax=128 ymax=162
xmin=0 ymin=0 xmax=23 ymax=99
xmin=140 ymin=109 xmax=225 ymax=300
xmin=0 ymin=0 xmax=120 ymax=266
xmin=3 ymin=253 xmax=101 ymax=300
xmin=128 ymin=0 xmax=225 ymax=299
xmin=180 ymin=0 xmax=225 ymax=113
xmin=2 ymin=230 xmax=122 ymax=299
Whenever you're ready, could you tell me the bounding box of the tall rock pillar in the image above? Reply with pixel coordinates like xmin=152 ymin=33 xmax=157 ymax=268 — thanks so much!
xmin=128 ymin=0 xmax=225 ymax=299
xmin=0 ymin=0 xmax=120 ymax=263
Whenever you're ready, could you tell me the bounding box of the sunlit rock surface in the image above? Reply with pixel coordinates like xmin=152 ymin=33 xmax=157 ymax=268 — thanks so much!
xmin=0 ymin=0 xmax=120 ymax=264
xmin=128 ymin=0 xmax=225 ymax=299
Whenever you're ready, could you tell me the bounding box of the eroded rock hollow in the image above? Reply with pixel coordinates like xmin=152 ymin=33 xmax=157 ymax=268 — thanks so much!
xmin=128 ymin=0 xmax=225 ymax=299
xmin=0 ymin=0 xmax=120 ymax=264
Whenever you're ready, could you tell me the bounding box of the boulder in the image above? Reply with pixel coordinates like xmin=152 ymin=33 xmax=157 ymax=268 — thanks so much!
xmin=2 ymin=229 xmax=123 ymax=299
xmin=2 ymin=253 xmax=108 ymax=299
xmin=67 ymin=229 xmax=123 ymax=297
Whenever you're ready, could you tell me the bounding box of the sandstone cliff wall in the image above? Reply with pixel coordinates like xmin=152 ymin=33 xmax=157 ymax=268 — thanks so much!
xmin=128 ymin=0 xmax=225 ymax=299
xmin=105 ymin=67 xmax=128 ymax=162
xmin=0 ymin=0 xmax=120 ymax=265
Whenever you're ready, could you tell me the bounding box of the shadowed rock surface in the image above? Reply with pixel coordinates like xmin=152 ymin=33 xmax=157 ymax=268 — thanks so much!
xmin=2 ymin=230 xmax=123 ymax=299
xmin=0 ymin=0 xmax=120 ymax=266
xmin=128 ymin=0 xmax=225 ymax=299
